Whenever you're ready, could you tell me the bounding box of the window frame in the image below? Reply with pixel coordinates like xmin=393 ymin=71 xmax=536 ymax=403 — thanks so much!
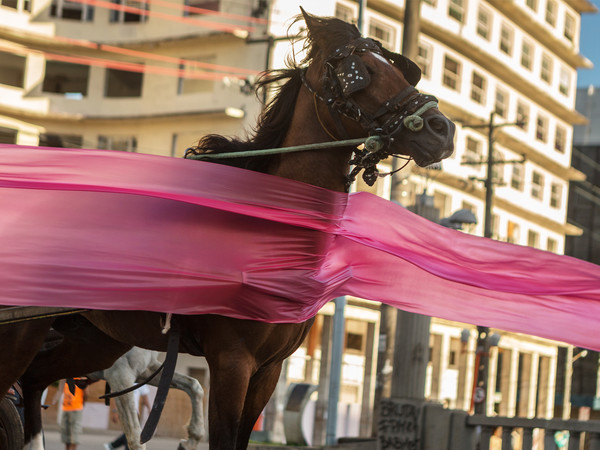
xmin=500 ymin=23 xmax=514 ymax=56
xmin=476 ymin=5 xmax=492 ymax=40
xmin=470 ymin=71 xmax=486 ymax=104
xmin=416 ymin=42 xmax=433 ymax=79
xmin=531 ymin=170 xmax=544 ymax=200
xmin=442 ymin=54 xmax=461 ymax=91
xmin=541 ymin=53 xmax=553 ymax=84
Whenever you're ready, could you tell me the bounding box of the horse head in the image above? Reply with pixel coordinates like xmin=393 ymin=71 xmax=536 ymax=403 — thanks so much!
xmin=299 ymin=8 xmax=455 ymax=186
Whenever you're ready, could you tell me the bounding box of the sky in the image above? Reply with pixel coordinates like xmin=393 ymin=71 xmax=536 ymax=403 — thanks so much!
xmin=576 ymin=0 xmax=600 ymax=87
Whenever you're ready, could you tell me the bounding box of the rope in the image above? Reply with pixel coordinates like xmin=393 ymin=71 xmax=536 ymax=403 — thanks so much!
xmin=186 ymin=136 xmax=384 ymax=160
xmin=403 ymin=101 xmax=439 ymax=132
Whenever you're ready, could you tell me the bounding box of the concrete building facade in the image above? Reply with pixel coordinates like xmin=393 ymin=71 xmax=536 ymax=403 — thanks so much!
xmin=3 ymin=0 xmax=597 ymax=445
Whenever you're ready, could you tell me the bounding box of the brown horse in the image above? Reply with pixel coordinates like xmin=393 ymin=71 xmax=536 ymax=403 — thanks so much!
xmin=1 ymin=9 xmax=454 ymax=450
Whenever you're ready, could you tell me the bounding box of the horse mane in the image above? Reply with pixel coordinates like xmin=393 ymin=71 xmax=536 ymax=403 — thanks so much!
xmin=187 ymin=11 xmax=360 ymax=174
xmin=189 ymin=67 xmax=303 ymax=173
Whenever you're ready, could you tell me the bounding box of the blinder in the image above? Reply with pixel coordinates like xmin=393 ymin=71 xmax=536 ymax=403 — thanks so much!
xmin=335 ymin=54 xmax=371 ymax=96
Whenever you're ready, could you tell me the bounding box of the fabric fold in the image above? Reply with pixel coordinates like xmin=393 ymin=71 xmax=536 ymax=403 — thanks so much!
xmin=1 ymin=145 xmax=599 ymax=350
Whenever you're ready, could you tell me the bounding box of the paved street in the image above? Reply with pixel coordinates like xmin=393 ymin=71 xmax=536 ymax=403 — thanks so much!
xmin=43 ymin=427 xmax=209 ymax=450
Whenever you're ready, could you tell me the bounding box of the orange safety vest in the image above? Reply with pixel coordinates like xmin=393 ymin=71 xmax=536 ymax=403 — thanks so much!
xmin=62 ymin=379 xmax=85 ymax=411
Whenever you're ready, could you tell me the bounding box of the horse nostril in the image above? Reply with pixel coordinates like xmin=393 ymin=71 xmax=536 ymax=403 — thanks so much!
xmin=427 ymin=116 xmax=449 ymax=135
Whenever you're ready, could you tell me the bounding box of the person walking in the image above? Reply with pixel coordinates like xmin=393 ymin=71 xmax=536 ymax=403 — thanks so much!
xmin=55 ymin=379 xmax=87 ymax=450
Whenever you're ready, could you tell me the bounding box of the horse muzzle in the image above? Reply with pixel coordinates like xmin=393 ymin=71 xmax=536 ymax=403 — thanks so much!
xmin=409 ymin=113 xmax=456 ymax=167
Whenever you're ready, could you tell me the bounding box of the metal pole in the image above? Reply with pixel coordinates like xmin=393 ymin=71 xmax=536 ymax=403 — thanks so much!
xmin=390 ymin=0 xmax=428 ymax=402
xmin=325 ymin=297 xmax=346 ymax=445
xmin=473 ymin=112 xmax=495 ymax=415
xmin=357 ymin=0 xmax=366 ymax=34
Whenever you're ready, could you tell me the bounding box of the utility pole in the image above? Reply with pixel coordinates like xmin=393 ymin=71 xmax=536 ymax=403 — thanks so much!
xmin=462 ymin=111 xmax=525 ymax=415
xmin=373 ymin=1 xmax=425 ymax=438
xmin=390 ymin=0 xmax=429 ymax=401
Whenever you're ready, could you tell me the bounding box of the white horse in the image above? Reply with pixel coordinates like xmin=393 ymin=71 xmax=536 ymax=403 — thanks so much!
xmin=88 ymin=347 xmax=205 ymax=450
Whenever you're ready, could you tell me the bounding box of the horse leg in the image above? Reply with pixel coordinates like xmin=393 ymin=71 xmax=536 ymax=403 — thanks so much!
xmin=166 ymin=373 xmax=205 ymax=450
xmin=140 ymin=357 xmax=205 ymax=450
xmin=109 ymin=384 xmax=144 ymax=450
xmin=0 ymin=319 xmax=54 ymax=399
xmin=21 ymin=385 xmax=45 ymax=450
xmin=206 ymin=355 xmax=253 ymax=450
xmin=235 ymin=361 xmax=283 ymax=450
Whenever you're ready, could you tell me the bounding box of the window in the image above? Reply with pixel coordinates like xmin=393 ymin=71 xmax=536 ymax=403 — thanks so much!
xmin=110 ymin=0 xmax=147 ymax=23
xmin=477 ymin=6 xmax=491 ymax=40
xmin=554 ymin=125 xmax=566 ymax=153
xmin=105 ymin=68 xmax=143 ymax=97
xmin=536 ymin=114 xmax=548 ymax=142
xmin=0 ymin=51 xmax=26 ymax=88
xmin=178 ymin=55 xmax=216 ymax=94
xmin=559 ymin=67 xmax=570 ymax=96
xmin=495 ymin=87 xmax=508 ymax=118
xmin=516 ymin=101 xmax=529 ymax=130
xmin=417 ymin=42 xmax=433 ymax=79
xmin=346 ymin=332 xmax=363 ymax=351
xmin=184 ymin=0 xmax=219 ymax=16
xmin=1 ymin=0 xmax=30 ymax=12
xmin=521 ymin=41 xmax=533 ymax=70
xmin=470 ymin=72 xmax=486 ymax=104
xmin=526 ymin=0 xmax=537 ymax=12
xmin=550 ymin=182 xmax=562 ymax=208
xmin=464 ymin=136 xmax=482 ymax=163
xmin=433 ymin=191 xmax=450 ymax=218
xmin=511 ymin=163 xmax=524 ymax=191
xmin=39 ymin=133 xmax=83 ymax=148
xmin=334 ymin=3 xmax=353 ymax=22
xmin=443 ymin=55 xmax=461 ymax=91
xmin=547 ymin=238 xmax=557 ymax=253
xmin=368 ymin=19 xmax=395 ymax=49
xmin=43 ymin=61 xmax=89 ymax=96
xmin=541 ymin=54 xmax=552 ymax=84
xmin=448 ymin=0 xmax=464 ymax=23
xmin=507 ymin=221 xmax=520 ymax=244
xmin=98 ymin=135 xmax=137 ymax=152
xmin=528 ymin=230 xmax=539 ymax=248
xmin=0 ymin=126 xmax=17 ymax=144
xmin=500 ymin=24 xmax=513 ymax=56
xmin=545 ymin=0 xmax=557 ymax=27
xmin=50 ymin=0 xmax=94 ymax=20
xmin=564 ymin=13 xmax=575 ymax=42
xmin=531 ymin=171 xmax=544 ymax=200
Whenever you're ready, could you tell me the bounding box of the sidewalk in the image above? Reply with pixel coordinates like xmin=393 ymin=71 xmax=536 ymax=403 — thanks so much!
xmin=43 ymin=426 xmax=209 ymax=450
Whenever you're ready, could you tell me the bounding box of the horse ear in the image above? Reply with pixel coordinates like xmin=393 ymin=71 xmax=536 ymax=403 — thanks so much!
xmin=300 ymin=6 xmax=319 ymax=32
xmin=382 ymin=48 xmax=422 ymax=86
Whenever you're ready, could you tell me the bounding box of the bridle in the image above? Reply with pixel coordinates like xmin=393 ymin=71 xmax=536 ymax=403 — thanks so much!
xmin=300 ymin=37 xmax=439 ymax=188
xmin=186 ymin=37 xmax=439 ymax=191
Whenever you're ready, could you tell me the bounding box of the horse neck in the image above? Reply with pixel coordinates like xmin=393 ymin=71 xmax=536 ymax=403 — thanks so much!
xmin=273 ymin=87 xmax=354 ymax=193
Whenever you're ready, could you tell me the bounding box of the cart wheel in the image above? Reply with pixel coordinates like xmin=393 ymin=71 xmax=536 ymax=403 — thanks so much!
xmin=0 ymin=396 xmax=24 ymax=450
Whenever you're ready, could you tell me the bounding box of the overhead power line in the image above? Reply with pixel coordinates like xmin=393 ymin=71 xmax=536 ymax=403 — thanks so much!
xmin=66 ymin=0 xmax=255 ymax=34
xmin=0 ymin=43 xmax=246 ymax=80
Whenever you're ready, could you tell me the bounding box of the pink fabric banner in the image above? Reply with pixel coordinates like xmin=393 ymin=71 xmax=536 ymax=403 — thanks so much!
xmin=1 ymin=145 xmax=599 ymax=350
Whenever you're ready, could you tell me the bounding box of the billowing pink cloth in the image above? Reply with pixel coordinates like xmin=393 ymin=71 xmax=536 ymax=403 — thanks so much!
xmin=1 ymin=145 xmax=599 ymax=350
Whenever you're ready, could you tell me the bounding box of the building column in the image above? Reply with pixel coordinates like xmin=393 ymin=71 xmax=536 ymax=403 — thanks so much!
xmin=312 ymin=314 xmax=332 ymax=446
xmin=507 ymin=350 xmax=519 ymax=416
xmin=487 ymin=346 xmax=499 ymax=416
xmin=525 ymin=354 xmax=540 ymax=418
xmin=457 ymin=332 xmax=476 ymax=411
xmin=359 ymin=321 xmax=377 ymax=437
